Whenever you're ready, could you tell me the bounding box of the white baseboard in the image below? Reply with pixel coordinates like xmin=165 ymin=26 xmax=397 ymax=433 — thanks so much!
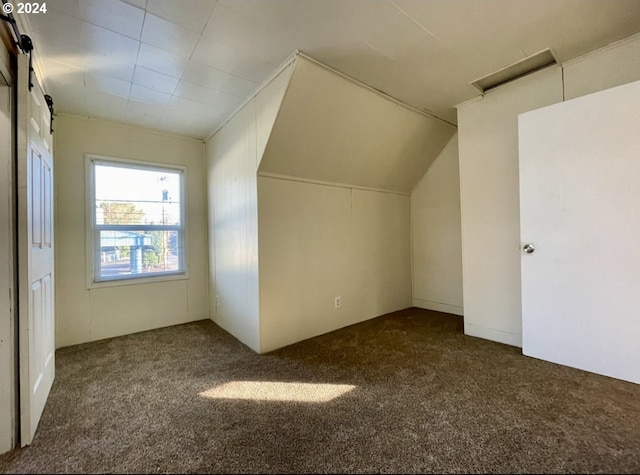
xmin=464 ymin=322 xmax=522 ymax=348
xmin=413 ymin=298 xmax=464 ymax=316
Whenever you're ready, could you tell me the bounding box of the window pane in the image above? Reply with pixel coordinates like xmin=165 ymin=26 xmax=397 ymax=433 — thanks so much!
xmin=97 ymin=230 xmax=182 ymax=280
xmin=95 ymin=164 xmax=181 ymax=226
xmin=91 ymin=159 xmax=185 ymax=284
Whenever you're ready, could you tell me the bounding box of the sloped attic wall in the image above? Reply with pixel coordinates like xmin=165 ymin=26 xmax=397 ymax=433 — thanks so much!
xmin=257 ymin=55 xmax=456 ymax=353
xmin=259 ymin=55 xmax=456 ymax=193
xmin=206 ymin=59 xmax=295 ymax=352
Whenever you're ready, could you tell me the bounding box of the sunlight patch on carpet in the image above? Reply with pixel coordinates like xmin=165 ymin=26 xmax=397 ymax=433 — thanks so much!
xmin=199 ymin=381 xmax=356 ymax=402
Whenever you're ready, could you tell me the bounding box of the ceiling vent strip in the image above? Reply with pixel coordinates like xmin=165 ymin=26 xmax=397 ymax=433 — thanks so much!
xmin=470 ymin=49 xmax=558 ymax=93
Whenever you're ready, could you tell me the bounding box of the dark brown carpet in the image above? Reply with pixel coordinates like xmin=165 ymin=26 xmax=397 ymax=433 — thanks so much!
xmin=1 ymin=308 xmax=639 ymax=474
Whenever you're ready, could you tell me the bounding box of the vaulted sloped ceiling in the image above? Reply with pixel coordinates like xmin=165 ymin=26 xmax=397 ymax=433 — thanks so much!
xmin=259 ymin=55 xmax=455 ymax=194
xmin=15 ymin=0 xmax=640 ymax=139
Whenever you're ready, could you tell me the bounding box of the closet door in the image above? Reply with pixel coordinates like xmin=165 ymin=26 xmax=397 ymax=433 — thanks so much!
xmin=519 ymin=80 xmax=640 ymax=384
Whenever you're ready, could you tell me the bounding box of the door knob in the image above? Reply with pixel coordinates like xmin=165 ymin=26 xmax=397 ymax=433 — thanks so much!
xmin=523 ymin=243 xmax=535 ymax=254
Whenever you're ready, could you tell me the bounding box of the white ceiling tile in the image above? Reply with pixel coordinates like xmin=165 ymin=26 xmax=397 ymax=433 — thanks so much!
xmin=146 ymin=0 xmax=218 ymax=33
xmin=137 ymin=43 xmax=186 ymax=78
xmin=78 ymin=0 xmax=145 ymax=40
xmin=217 ymin=75 xmax=257 ymax=98
xmin=231 ymin=57 xmax=277 ymax=84
xmin=202 ymin=3 xmax=289 ymax=65
xmin=166 ymin=96 xmax=206 ymax=115
xmin=157 ymin=110 xmax=197 ymax=130
xmin=125 ymin=99 xmax=164 ymax=127
xmin=133 ymin=66 xmax=179 ymax=94
xmin=210 ymin=91 xmax=243 ymax=111
xmin=38 ymin=59 xmax=85 ymax=91
xmin=191 ymin=38 xmax=242 ymax=74
xmin=80 ymin=21 xmax=140 ymax=64
xmin=130 ymin=83 xmax=172 ymax=105
xmin=85 ymin=72 xmax=131 ymax=98
xmin=352 ymin=1 xmax=439 ymax=60
xmin=173 ymin=80 xmax=220 ymax=103
xmin=194 ymin=107 xmax=229 ymax=129
xmin=140 ymin=13 xmax=200 ymax=57
xmin=269 ymin=0 xmax=338 ymax=28
xmin=26 ymin=8 xmax=81 ymax=46
xmin=156 ymin=114 xmax=201 ymax=137
xmin=85 ymin=91 xmax=128 ymax=121
xmin=47 ymin=84 xmax=89 ymax=117
xmin=83 ymin=55 xmax=136 ymax=82
xmin=33 ymin=35 xmax=84 ymax=69
xmin=190 ymin=122 xmax=220 ymax=139
xmin=25 ymin=0 xmax=640 ymax=136
xmin=156 ymin=123 xmax=199 ymax=139
xmin=47 ymin=0 xmax=79 ymax=17
xmin=122 ymin=0 xmax=147 ymax=9
xmin=181 ymin=60 xmax=231 ymax=90
xmin=219 ymin=0 xmax=291 ymax=28
xmin=390 ymin=0 xmax=544 ymax=74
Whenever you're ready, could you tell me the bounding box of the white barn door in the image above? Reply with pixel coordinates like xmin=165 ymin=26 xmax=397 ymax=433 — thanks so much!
xmin=17 ymin=54 xmax=55 ymax=444
xmin=519 ymin=80 xmax=640 ymax=384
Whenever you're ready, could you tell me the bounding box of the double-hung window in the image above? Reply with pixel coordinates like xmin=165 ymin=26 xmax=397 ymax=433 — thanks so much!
xmin=87 ymin=156 xmax=186 ymax=285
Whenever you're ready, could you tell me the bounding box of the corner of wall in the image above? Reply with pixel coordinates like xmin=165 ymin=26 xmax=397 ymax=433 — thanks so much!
xmin=410 ymin=133 xmax=463 ymax=317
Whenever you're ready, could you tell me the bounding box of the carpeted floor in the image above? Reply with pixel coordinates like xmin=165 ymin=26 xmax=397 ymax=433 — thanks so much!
xmin=1 ymin=308 xmax=639 ymax=474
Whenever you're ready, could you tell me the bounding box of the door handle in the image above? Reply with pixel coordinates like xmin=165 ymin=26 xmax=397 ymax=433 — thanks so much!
xmin=523 ymin=243 xmax=535 ymax=254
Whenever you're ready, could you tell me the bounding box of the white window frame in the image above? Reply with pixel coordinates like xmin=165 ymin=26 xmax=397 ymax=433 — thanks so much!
xmin=85 ymin=154 xmax=188 ymax=289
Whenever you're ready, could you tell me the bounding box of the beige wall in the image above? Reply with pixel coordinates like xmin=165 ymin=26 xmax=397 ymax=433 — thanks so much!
xmin=54 ymin=115 xmax=208 ymax=348
xmin=206 ymin=102 xmax=260 ymax=351
xmin=206 ymin=61 xmax=294 ymax=352
xmin=564 ymin=34 xmax=640 ymax=101
xmin=258 ymin=177 xmax=411 ymax=353
xmin=411 ymin=133 xmax=463 ymax=316
xmin=209 ymin=54 xmax=423 ymax=353
xmin=457 ymin=33 xmax=640 ymax=347
xmin=256 ymin=55 xmax=438 ymax=352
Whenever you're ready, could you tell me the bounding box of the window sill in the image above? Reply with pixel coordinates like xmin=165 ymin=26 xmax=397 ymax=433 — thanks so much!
xmin=87 ymin=271 xmax=188 ymax=290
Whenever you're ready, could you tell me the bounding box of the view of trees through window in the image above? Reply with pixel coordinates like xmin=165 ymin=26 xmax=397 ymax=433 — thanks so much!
xmin=99 ymin=201 xmax=170 ymax=273
xmin=92 ymin=160 xmax=184 ymax=282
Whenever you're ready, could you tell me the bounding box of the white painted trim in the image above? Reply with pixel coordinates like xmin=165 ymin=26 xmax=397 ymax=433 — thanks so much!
xmin=409 ymin=186 xmax=415 ymax=302
xmin=464 ymin=322 xmax=522 ymax=348
xmin=297 ymin=52 xmax=457 ymax=129
xmin=454 ymin=95 xmax=484 ymax=110
xmin=84 ymin=154 xmax=189 ymax=290
xmin=206 ymin=50 xmax=300 ymax=141
xmin=258 ymin=172 xmax=411 ymax=196
xmin=413 ymin=298 xmax=463 ymax=316
xmin=87 ymin=272 xmax=189 ymax=290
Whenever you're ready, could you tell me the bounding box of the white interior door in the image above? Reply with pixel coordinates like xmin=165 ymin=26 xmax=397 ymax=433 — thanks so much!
xmin=17 ymin=54 xmax=55 ymax=444
xmin=519 ymin=80 xmax=640 ymax=384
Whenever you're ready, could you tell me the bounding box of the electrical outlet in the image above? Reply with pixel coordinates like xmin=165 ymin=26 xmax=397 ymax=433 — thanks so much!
xmin=334 ymin=296 xmax=341 ymax=309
